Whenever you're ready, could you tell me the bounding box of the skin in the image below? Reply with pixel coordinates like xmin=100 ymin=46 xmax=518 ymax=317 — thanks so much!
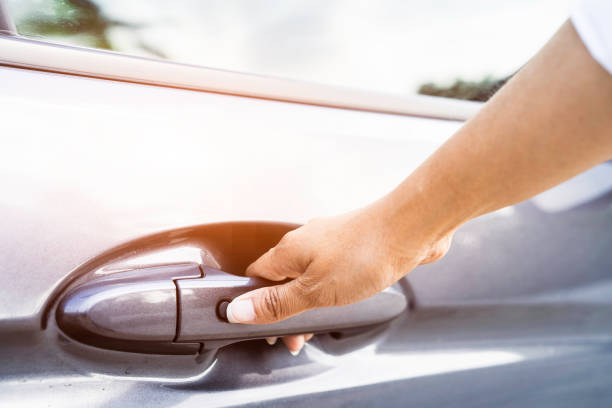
xmin=226 ymin=20 xmax=612 ymax=354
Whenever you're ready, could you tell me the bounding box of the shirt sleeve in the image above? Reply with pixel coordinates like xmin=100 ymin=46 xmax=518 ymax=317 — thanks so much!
xmin=571 ymin=0 xmax=612 ymax=76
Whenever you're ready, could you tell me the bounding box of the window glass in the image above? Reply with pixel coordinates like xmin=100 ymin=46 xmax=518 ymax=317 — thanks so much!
xmin=6 ymin=0 xmax=572 ymax=101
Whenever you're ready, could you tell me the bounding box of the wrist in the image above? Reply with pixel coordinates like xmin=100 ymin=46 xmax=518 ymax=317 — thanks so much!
xmin=371 ymin=169 xmax=474 ymax=253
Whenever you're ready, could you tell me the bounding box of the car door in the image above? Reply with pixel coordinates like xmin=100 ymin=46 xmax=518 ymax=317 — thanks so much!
xmin=2 ymin=2 xmax=612 ymax=407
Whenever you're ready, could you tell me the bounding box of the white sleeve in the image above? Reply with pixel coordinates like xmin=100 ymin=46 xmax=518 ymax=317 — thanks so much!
xmin=571 ymin=0 xmax=612 ymax=76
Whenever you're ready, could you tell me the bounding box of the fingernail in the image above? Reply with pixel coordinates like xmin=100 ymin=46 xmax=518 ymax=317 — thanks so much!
xmin=266 ymin=337 xmax=277 ymax=346
xmin=289 ymin=336 xmax=305 ymax=356
xmin=226 ymin=299 xmax=256 ymax=323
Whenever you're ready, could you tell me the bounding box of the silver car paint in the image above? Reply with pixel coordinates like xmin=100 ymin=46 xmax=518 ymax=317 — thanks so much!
xmin=1 ymin=42 xmax=612 ymax=407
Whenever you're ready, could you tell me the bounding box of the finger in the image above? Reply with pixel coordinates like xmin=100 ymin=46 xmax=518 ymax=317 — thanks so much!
xmin=246 ymin=230 xmax=311 ymax=281
xmin=265 ymin=337 xmax=278 ymax=346
xmin=282 ymin=335 xmax=305 ymax=356
xmin=226 ymin=278 xmax=313 ymax=324
xmin=246 ymin=246 xmax=302 ymax=282
xmin=304 ymin=334 xmax=314 ymax=342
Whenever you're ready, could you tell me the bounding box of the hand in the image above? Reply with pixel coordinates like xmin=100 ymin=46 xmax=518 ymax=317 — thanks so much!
xmin=225 ymin=20 xmax=612 ymax=355
xmin=263 ymin=334 xmax=313 ymax=356
xmin=226 ymin=200 xmax=454 ymax=354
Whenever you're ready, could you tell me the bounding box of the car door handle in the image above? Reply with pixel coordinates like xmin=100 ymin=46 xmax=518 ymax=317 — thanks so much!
xmin=56 ymin=263 xmax=407 ymax=355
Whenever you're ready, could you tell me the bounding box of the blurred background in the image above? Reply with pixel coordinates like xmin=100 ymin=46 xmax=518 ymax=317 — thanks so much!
xmin=6 ymin=0 xmax=573 ymax=101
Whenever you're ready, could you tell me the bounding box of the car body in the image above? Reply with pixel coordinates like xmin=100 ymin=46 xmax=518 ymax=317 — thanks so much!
xmin=1 ymin=3 xmax=612 ymax=407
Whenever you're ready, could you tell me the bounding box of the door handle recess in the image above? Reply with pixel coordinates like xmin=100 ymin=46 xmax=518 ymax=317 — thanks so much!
xmin=56 ymin=263 xmax=407 ymax=355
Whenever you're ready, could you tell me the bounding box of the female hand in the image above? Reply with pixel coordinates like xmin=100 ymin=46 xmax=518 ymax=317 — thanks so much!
xmin=226 ymin=200 xmax=454 ymax=354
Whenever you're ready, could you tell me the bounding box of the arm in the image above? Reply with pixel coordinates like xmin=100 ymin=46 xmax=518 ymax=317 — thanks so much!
xmin=226 ymin=21 xmax=612 ymax=352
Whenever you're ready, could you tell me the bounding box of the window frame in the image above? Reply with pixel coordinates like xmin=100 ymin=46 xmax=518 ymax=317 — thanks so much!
xmin=0 ymin=0 xmax=15 ymax=36
xmin=0 ymin=0 xmax=480 ymax=122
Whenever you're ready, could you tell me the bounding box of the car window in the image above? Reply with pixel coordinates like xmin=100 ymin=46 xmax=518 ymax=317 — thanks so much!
xmin=6 ymin=0 xmax=572 ymax=101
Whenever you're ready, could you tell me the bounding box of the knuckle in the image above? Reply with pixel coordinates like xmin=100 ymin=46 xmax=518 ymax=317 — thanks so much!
xmin=279 ymin=230 xmax=299 ymax=247
xmin=293 ymin=279 xmax=317 ymax=307
xmin=294 ymin=275 xmax=330 ymax=308
xmin=265 ymin=246 xmax=278 ymax=261
xmin=261 ymin=286 xmax=285 ymax=321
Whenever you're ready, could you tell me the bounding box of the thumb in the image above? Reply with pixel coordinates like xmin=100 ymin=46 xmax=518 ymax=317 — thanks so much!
xmin=226 ymin=280 xmax=311 ymax=324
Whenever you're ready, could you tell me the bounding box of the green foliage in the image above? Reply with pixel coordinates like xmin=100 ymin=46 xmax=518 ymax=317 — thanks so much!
xmin=16 ymin=0 xmax=124 ymax=50
xmin=14 ymin=0 xmax=512 ymax=99
xmin=418 ymin=76 xmax=510 ymax=102
xmin=14 ymin=0 xmax=169 ymax=58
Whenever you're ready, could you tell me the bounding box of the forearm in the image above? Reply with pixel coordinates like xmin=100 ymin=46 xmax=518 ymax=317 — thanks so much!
xmin=237 ymin=19 xmax=612 ymax=351
xmin=382 ymin=20 xmax=612 ymax=244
